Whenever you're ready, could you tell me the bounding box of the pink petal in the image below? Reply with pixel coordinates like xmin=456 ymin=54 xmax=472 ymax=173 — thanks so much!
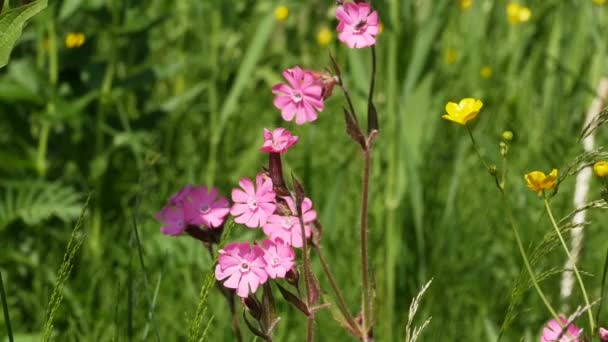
xmin=230 ymin=203 xmax=249 ymax=216
xmin=231 ymin=189 xmax=249 ymax=203
xmin=239 ymin=178 xmax=255 ymax=196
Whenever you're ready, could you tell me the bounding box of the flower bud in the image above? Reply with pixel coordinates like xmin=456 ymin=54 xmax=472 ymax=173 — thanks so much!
xmin=488 ymin=164 xmax=498 ymax=176
xmin=242 ymin=295 xmax=263 ymax=321
xmin=499 ymin=141 xmax=509 ymax=157
xmin=307 ymin=70 xmax=337 ymax=100
xmin=593 ymin=161 xmax=608 ymax=177
xmin=599 ymin=327 xmax=608 ymax=342
xmin=501 ymin=130 xmax=513 ymax=141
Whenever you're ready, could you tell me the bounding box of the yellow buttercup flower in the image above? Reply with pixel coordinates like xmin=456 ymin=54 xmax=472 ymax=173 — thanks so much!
xmin=480 ymin=66 xmax=493 ymax=78
xmin=524 ymin=169 xmax=558 ymax=196
xmin=444 ymin=48 xmax=458 ymax=65
xmin=593 ymin=0 xmax=606 ymax=5
xmin=274 ymin=5 xmax=289 ymax=22
xmin=378 ymin=22 xmax=384 ymax=35
xmin=458 ymin=0 xmax=473 ymax=10
xmin=316 ymin=27 xmax=333 ymax=47
xmin=593 ymin=161 xmax=608 ymax=177
xmin=507 ymin=3 xmax=531 ymax=25
xmin=65 ymin=32 xmax=85 ymax=49
xmin=442 ymin=98 xmax=483 ymax=125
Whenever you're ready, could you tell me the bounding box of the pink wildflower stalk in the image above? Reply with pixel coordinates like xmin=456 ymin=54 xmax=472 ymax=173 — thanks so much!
xmin=215 ymin=242 xmax=269 ymax=298
xmin=260 ymin=128 xmax=299 ymax=154
xmin=183 ymin=186 xmax=230 ymax=228
xmin=261 ymin=238 xmax=295 ymax=278
xmin=262 ymin=196 xmax=317 ymax=248
xmin=336 ymin=2 xmax=379 ymax=49
xmin=540 ymin=317 xmax=582 ymax=342
xmin=231 ymin=174 xmax=277 ymax=228
xmin=272 ymin=66 xmax=324 ymax=125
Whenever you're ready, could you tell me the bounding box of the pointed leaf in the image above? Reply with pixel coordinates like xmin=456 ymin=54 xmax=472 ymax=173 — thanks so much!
xmin=242 ymin=310 xmax=268 ymax=340
xmin=291 ymin=174 xmax=306 ymax=211
xmin=0 ymin=0 xmax=48 ymax=68
xmin=367 ymin=100 xmax=379 ymax=134
xmin=322 ymin=294 xmax=360 ymax=337
xmin=306 ymin=265 xmax=320 ymax=306
xmin=328 ymin=51 xmax=342 ymax=81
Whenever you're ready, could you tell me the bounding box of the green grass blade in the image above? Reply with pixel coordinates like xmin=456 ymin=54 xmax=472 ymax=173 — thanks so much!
xmin=0 ymin=270 xmax=14 ymax=342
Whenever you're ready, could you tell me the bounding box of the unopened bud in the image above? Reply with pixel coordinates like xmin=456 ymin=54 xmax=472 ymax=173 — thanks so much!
xmin=499 ymin=141 xmax=509 ymax=157
xmin=307 ymin=70 xmax=337 ymax=99
xmin=600 ymin=327 xmax=608 ymax=342
xmin=501 ymin=130 xmax=513 ymax=141
xmin=285 ymin=268 xmax=300 ymax=289
xmin=242 ymin=295 xmax=263 ymax=321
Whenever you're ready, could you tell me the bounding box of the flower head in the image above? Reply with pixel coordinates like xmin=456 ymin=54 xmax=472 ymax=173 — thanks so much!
xmin=274 ymin=5 xmax=289 ymax=22
xmin=263 ymin=196 xmax=317 ymax=248
xmin=260 ymin=128 xmax=299 ymax=154
xmin=156 ymin=206 xmax=186 ymax=236
xmin=215 ymin=242 xmax=269 ymax=298
xmin=261 ymin=238 xmax=295 ymax=278
xmin=594 ymin=161 xmax=608 ymax=177
xmin=599 ymin=327 xmax=608 ymax=342
xmin=316 ymin=26 xmax=333 ymax=47
xmin=594 ymin=0 xmax=607 ymax=5
xmin=65 ymin=32 xmax=86 ymax=49
xmin=183 ymin=186 xmax=230 ymax=228
xmin=525 ymin=169 xmax=558 ymax=196
xmin=336 ymin=2 xmax=379 ymax=49
xmin=231 ymin=174 xmax=277 ymax=228
xmin=458 ymin=0 xmax=473 ymax=10
xmin=507 ymin=3 xmax=531 ymax=25
xmin=272 ymin=66 xmax=324 ymax=125
xmin=540 ymin=317 xmax=581 ymax=342
xmin=444 ymin=48 xmax=458 ymax=65
xmin=442 ymin=98 xmax=483 ymax=125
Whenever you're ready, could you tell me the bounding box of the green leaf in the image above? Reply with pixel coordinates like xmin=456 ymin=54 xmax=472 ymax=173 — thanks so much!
xmin=0 ymin=0 xmax=48 ymax=69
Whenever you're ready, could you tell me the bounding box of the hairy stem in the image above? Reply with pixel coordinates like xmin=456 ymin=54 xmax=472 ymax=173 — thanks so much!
xmin=543 ymin=198 xmax=595 ymax=331
xmin=360 ymin=147 xmax=372 ymax=339
xmin=296 ymin=201 xmax=315 ymax=341
xmin=307 ymin=317 xmax=314 ymax=342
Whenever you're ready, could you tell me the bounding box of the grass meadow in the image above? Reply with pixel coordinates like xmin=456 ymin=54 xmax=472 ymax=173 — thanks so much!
xmin=1 ymin=0 xmax=608 ymax=341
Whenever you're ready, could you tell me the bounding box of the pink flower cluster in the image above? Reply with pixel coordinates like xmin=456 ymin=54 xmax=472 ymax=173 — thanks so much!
xmin=156 ymin=185 xmax=230 ymax=235
xmin=215 ymin=238 xmax=295 ymax=298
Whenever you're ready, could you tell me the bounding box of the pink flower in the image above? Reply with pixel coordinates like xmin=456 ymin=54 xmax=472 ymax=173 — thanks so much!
xmin=156 ymin=207 xmax=187 ymax=236
xmin=262 ymin=196 xmax=317 ymax=248
xmin=261 ymin=238 xmax=295 ymax=278
xmin=168 ymin=185 xmax=194 ymax=206
xmin=541 ymin=317 xmax=582 ymax=342
xmin=600 ymin=327 xmax=608 ymax=342
xmin=230 ymin=174 xmax=277 ymax=228
xmin=272 ymin=66 xmax=324 ymax=125
xmin=260 ymin=128 xmax=299 ymax=154
xmin=183 ymin=186 xmax=230 ymax=228
xmin=215 ymin=242 xmax=269 ymax=298
xmin=336 ymin=2 xmax=379 ymax=49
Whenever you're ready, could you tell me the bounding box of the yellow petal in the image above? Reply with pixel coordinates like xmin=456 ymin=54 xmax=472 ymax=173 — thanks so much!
xmin=445 ymin=102 xmax=460 ymax=116
xmin=441 ymin=114 xmax=465 ymax=125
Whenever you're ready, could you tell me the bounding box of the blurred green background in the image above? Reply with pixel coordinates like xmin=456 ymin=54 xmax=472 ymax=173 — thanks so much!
xmin=1 ymin=0 xmax=608 ymax=340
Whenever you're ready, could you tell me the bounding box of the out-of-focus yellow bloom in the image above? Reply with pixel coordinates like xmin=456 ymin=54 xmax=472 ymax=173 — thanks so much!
xmin=458 ymin=0 xmax=473 ymax=10
xmin=592 ymin=0 xmax=606 ymax=5
xmin=378 ymin=22 xmax=384 ymax=34
xmin=501 ymin=130 xmax=514 ymax=141
xmin=593 ymin=161 xmax=608 ymax=177
xmin=507 ymin=3 xmax=531 ymax=25
xmin=65 ymin=32 xmax=85 ymax=49
xmin=274 ymin=5 xmax=289 ymax=22
xmin=444 ymin=48 xmax=458 ymax=65
xmin=442 ymin=98 xmax=483 ymax=125
xmin=480 ymin=66 xmax=493 ymax=78
xmin=524 ymin=169 xmax=558 ymax=195
xmin=316 ymin=27 xmax=333 ymax=47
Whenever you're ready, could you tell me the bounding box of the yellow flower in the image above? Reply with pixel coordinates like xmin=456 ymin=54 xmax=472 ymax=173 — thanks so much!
xmin=593 ymin=161 xmax=608 ymax=177
xmin=444 ymin=48 xmax=458 ymax=65
xmin=458 ymin=0 xmax=473 ymax=10
xmin=65 ymin=32 xmax=85 ymax=49
xmin=378 ymin=22 xmax=384 ymax=34
xmin=507 ymin=3 xmax=531 ymax=25
xmin=501 ymin=130 xmax=514 ymax=141
xmin=274 ymin=5 xmax=289 ymax=22
xmin=442 ymin=98 xmax=483 ymax=125
xmin=524 ymin=169 xmax=558 ymax=195
xmin=593 ymin=0 xmax=606 ymax=5
xmin=316 ymin=27 xmax=333 ymax=47
xmin=480 ymin=66 xmax=493 ymax=78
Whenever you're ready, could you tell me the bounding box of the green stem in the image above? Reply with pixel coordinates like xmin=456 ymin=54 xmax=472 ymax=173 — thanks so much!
xmin=543 ymin=197 xmax=595 ymax=331
xmin=0 ymin=271 xmax=14 ymax=342
xmin=503 ymin=194 xmax=560 ymax=322
xmin=359 ymin=148 xmax=372 ymax=340
xmin=465 ymin=124 xmax=490 ymax=170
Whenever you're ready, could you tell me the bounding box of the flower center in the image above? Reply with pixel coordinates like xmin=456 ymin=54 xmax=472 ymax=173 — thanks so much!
xmin=240 ymin=262 xmax=250 ymax=272
xmin=247 ymin=197 xmax=258 ymax=210
xmin=271 ymin=257 xmax=280 ymax=266
xmin=282 ymin=217 xmax=293 ymax=229
xmin=291 ymin=90 xmax=303 ymax=103
xmin=354 ymin=20 xmax=367 ymax=33
xmin=200 ymin=204 xmax=210 ymax=213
